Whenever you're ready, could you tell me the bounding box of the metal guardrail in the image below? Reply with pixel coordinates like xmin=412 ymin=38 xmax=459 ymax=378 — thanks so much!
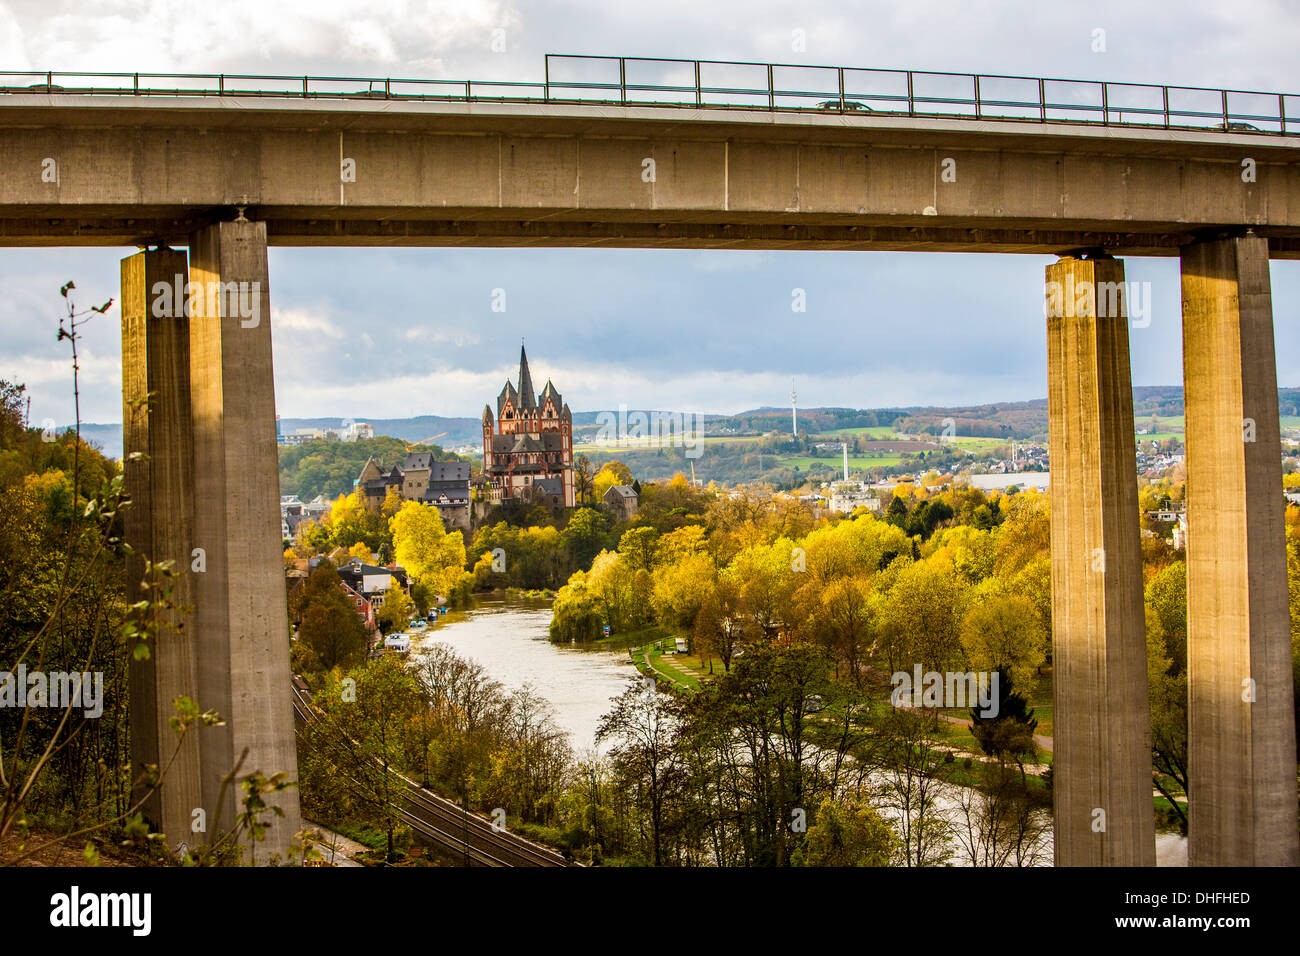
xmin=0 ymin=54 xmax=1294 ymax=135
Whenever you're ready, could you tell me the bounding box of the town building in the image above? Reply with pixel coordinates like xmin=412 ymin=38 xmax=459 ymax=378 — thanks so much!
xmin=604 ymin=483 xmax=640 ymax=519
xmin=828 ymin=480 xmax=882 ymax=515
xmin=336 ymin=558 xmax=408 ymax=612
xmin=278 ymin=419 xmax=375 ymax=445
xmin=356 ymin=454 xmax=473 ymax=531
xmin=280 ymin=494 xmax=332 ymax=540
xmin=481 ymin=345 xmax=575 ymax=508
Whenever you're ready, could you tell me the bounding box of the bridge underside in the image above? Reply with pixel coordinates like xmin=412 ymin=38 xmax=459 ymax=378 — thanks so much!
xmin=4 ymin=209 xmax=1300 ymax=254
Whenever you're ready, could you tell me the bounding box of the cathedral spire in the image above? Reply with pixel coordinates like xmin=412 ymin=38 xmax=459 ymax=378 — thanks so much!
xmin=518 ymin=341 xmax=537 ymax=410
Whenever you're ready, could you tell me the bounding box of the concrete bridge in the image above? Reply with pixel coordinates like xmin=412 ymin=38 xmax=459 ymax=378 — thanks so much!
xmin=1 ymin=56 xmax=1295 ymax=866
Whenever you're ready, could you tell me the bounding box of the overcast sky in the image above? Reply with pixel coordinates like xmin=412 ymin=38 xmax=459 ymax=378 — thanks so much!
xmin=2 ymin=0 xmax=1298 ymax=425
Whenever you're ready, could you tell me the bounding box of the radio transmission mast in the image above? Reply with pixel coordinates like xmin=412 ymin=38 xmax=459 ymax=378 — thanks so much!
xmin=791 ymin=377 xmax=798 ymax=436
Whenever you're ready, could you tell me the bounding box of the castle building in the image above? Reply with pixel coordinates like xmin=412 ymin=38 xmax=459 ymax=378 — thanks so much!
xmin=356 ymin=454 xmax=472 ymax=532
xmin=482 ymin=345 xmax=574 ymax=508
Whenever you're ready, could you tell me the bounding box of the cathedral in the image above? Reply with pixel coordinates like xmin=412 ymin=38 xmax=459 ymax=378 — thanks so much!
xmin=482 ymin=345 xmax=575 ymax=508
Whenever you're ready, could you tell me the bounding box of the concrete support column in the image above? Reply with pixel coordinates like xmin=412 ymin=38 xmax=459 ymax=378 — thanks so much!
xmin=1180 ymin=235 xmax=1299 ymax=866
xmin=187 ymin=220 xmax=301 ymax=862
xmin=120 ymin=247 xmax=202 ymax=850
xmin=1046 ymin=255 xmax=1156 ymax=866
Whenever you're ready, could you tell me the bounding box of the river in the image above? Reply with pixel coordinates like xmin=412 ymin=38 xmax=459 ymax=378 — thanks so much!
xmin=409 ymin=594 xmax=1189 ymax=865
xmin=411 ymin=594 xmax=640 ymax=753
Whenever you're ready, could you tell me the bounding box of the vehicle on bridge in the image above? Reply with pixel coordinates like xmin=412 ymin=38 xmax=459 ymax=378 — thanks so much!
xmin=816 ymin=99 xmax=872 ymax=111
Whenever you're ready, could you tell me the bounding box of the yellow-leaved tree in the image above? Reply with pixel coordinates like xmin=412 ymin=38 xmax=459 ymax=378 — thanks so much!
xmin=592 ymin=461 xmax=633 ymax=503
xmin=389 ymin=500 xmax=472 ymax=604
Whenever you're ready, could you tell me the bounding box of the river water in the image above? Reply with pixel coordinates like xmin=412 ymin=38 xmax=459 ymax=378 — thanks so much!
xmin=411 ymin=594 xmax=640 ymax=754
xmin=410 ymin=595 xmax=1189 ymax=865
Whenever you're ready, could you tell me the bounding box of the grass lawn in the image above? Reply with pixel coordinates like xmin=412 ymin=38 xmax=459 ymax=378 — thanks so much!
xmin=636 ymin=640 xmax=715 ymax=691
xmin=778 ymin=454 xmax=904 ymax=470
xmin=823 ymin=426 xmax=898 ymax=438
xmin=947 ymin=436 xmax=1009 ymax=451
xmin=1028 ymin=671 xmax=1054 ymax=738
xmin=594 ymin=623 xmax=671 ymax=652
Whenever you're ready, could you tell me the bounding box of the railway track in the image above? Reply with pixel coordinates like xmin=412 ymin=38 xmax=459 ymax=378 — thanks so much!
xmin=290 ymin=680 xmax=570 ymax=867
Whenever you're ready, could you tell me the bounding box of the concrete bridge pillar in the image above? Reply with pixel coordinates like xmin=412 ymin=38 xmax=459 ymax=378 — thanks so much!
xmin=120 ymin=247 xmax=203 ymax=851
xmin=1180 ymin=234 xmax=1299 ymax=866
xmin=186 ymin=220 xmax=301 ymax=863
xmin=1045 ymin=254 xmax=1156 ymax=866
xmin=121 ymin=224 xmax=301 ymax=863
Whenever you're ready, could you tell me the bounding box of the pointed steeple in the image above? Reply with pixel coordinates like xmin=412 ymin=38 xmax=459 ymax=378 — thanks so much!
xmin=517 ymin=342 xmax=537 ymax=410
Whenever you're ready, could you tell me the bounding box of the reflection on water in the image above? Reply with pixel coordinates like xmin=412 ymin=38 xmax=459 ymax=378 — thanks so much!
xmin=411 ymin=594 xmax=639 ymax=753
xmin=1155 ymin=831 xmax=1188 ymax=866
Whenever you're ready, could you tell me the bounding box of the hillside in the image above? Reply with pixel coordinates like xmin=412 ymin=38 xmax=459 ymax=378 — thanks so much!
xmin=278 ymin=436 xmax=468 ymax=501
xmin=61 ymin=386 xmax=1300 ymax=462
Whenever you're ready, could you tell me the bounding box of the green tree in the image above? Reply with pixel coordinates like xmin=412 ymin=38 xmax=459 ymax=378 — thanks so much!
xmin=376 ymin=584 xmax=414 ymax=633
xmin=959 ymin=591 xmax=1047 ymax=690
xmin=596 ymin=681 xmax=685 ymax=866
xmin=564 ymin=507 xmax=610 ymax=570
xmin=618 ymin=525 xmax=660 ymax=573
xmin=969 ymin=669 xmax=1038 ymax=774
xmin=794 ymin=795 xmax=896 ymax=866
xmin=293 ymin=562 xmax=369 ymax=671
xmin=306 ymin=658 xmax=423 ymax=861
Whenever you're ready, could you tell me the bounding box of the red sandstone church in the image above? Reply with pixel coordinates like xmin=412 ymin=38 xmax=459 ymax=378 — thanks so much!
xmin=482 ymin=345 xmax=575 ymax=508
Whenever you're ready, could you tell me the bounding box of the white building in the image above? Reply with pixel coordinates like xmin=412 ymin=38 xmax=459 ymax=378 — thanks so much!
xmin=964 ymin=472 xmax=1051 ymax=492
xmin=829 ymin=480 xmax=882 ymax=515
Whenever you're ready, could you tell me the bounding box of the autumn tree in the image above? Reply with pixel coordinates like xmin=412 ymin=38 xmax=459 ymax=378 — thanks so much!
xmin=692 ymin=576 xmax=752 ymax=673
xmin=959 ymin=591 xmax=1047 ymax=690
xmin=390 ymin=499 xmax=471 ymax=603
xmin=793 ymin=794 xmax=896 ymax=867
xmin=651 ymin=553 xmax=715 ymax=633
xmin=878 ymin=555 xmax=967 ymax=675
xmin=376 ymin=583 xmax=415 ymax=633
xmin=596 ymin=680 xmax=685 ymax=866
xmin=293 ymin=562 xmax=369 ymax=671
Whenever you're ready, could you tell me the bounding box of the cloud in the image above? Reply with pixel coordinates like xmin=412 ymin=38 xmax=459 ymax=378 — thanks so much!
xmin=0 ymin=0 xmax=515 ymax=74
xmin=273 ymin=306 xmax=345 ymax=339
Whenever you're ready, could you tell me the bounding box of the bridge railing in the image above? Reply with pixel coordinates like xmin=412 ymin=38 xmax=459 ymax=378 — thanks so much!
xmin=1 ymin=57 xmax=1295 ymax=135
xmin=0 ymin=71 xmax=548 ymax=102
xmin=543 ymin=55 xmax=1297 ymax=134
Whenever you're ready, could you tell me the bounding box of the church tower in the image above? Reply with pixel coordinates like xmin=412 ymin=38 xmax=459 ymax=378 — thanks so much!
xmin=482 ymin=344 xmax=575 ymax=508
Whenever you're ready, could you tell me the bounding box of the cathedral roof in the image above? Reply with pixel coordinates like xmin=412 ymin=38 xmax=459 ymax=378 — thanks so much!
xmin=487 ymin=431 xmax=567 ymax=454
xmin=517 ymin=344 xmax=537 ymax=410
xmin=496 ymin=380 xmax=518 ymax=419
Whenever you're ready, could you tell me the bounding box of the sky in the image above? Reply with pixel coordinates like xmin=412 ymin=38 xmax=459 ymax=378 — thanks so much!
xmin=2 ymin=0 xmax=1298 ymax=426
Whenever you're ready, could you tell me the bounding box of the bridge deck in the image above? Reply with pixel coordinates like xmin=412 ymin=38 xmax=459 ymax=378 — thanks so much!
xmin=0 ymin=61 xmax=1297 ymax=255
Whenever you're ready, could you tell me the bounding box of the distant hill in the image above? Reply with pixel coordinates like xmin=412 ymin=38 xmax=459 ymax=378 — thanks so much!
xmin=278 ymin=435 xmax=470 ymax=501
xmin=277 ymin=415 xmax=483 ymax=449
xmin=59 ymin=386 xmax=1300 ymax=461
